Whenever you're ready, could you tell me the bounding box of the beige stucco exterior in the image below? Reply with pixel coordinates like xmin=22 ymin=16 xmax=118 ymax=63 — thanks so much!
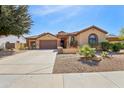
xmin=27 ymin=33 xmax=60 ymax=49
xmin=37 ymin=34 xmax=58 ymax=40
xmin=36 ymin=34 xmax=60 ymax=49
xmin=27 ymin=26 xmax=122 ymax=49
xmin=76 ymin=28 xmax=107 ymax=46
xmin=26 ymin=39 xmax=36 ymax=49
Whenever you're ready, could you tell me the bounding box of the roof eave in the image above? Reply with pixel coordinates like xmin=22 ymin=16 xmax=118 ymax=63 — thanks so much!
xmin=76 ymin=25 xmax=108 ymax=35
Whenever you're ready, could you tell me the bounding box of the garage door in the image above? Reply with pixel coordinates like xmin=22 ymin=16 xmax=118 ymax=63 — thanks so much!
xmin=39 ymin=40 xmax=57 ymax=49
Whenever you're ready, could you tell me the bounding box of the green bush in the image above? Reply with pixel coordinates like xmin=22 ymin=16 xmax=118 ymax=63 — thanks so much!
xmin=101 ymin=41 xmax=122 ymax=52
xmin=79 ymin=45 xmax=96 ymax=58
xmin=116 ymin=43 xmax=124 ymax=49
xmin=100 ymin=51 xmax=108 ymax=58
xmin=100 ymin=41 xmax=110 ymax=51
xmin=111 ymin=43 xmax=121 ymax=52
xmin=121 ymin=43 xmax=124 ymax=49
xmin=110 ymin=43 xmax=124 ymax=49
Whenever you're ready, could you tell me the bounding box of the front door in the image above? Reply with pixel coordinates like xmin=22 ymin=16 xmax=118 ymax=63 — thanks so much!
xmin=31 ymin=41 xmax=36 ymax=49
xmin=60 ymin=39 xmax=65 ymax=48
xmin=60 ymin=38 xmax=67 ymax=48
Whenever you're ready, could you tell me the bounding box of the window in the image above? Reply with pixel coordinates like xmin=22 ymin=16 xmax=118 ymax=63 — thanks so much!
xmin=88 ymin=34 xmax=98 ymax=47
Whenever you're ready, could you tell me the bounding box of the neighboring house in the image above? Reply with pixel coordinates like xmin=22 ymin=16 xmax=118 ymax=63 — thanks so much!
xmin=0 ymin=35 xmax=26 ymax=49
xmin=106 ymin=34 xmax=123 ymax=43
xmin=26 ymin=25 xmax=121 ymax=49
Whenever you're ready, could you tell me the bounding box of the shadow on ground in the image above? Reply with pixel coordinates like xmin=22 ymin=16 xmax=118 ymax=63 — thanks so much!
xmin=79 ymin=59 xmax=100 ymax=66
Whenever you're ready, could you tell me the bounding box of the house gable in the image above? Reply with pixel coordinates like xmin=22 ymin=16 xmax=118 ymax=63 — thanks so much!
xmin=76 ymin=26 xmax=108 ymax=45
xmin=76 ymin=25 xmax=108 ymax=35
xmin=36 ymin=33 xmax=59 ymax=40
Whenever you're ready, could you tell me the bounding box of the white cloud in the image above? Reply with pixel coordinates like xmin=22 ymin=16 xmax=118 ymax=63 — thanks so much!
xmin=30 ymin=6 xmax=103 ymax=26
xmin=31 ymin=5 xmax=73 ymax=16
xmin=49 ymin=6 xmax=82 ymax=24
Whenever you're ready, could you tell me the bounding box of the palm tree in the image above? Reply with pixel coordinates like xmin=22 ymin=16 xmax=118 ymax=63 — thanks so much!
xmin=0 ymin=5 xmax=32 ymax=37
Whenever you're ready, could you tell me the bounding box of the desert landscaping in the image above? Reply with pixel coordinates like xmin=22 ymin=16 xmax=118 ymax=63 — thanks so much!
xmin=53 ymin=53 xmax=124 ymax=73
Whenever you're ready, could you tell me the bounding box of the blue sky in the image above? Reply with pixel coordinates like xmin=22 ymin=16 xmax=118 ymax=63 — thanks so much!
xmin=28 ymin=5 xmax=124 ymax=36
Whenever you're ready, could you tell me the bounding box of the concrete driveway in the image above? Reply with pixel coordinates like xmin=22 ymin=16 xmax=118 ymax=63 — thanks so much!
xmin=0 ymin=50 xmax=57 ymax=74
xmin=0 ymin=50 xmax=124 ymax=88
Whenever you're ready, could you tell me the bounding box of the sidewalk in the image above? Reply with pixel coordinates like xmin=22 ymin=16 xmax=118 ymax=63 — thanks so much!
xmin=0 ymin=71 xmax=124 ymax=88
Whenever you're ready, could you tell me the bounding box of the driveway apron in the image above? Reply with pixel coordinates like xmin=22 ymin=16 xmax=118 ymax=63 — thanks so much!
xmin=0 ymin=50 xmax=57 ymax=74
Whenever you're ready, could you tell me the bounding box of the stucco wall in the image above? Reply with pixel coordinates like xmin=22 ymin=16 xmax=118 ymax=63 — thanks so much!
xmin=36 ymin=34 xmax=57 ymax=48
xmin=27 ymin=34 xmax=60 ymax=49
xmin=36 ymin=34 xmax=60 ymax=48
xmin=37 ymin=34 xmax=58 ymax=40
xmin=76 ymin=28 xmax=107 ymax=46
xmin=27 ymin=39 xmax=36 ymax=49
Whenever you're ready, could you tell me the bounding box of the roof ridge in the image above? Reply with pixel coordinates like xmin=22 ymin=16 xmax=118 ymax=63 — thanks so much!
xmin=76 ymin=25 xmax=108 ymax=35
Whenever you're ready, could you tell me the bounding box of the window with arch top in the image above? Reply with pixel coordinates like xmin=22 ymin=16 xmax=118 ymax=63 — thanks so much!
xmin=88 ymin=34 xmax=98 ymax=47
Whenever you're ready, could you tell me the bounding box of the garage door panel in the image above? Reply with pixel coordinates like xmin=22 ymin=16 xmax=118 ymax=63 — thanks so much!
xmin=39 ymin=40 xmax=57 ymax=49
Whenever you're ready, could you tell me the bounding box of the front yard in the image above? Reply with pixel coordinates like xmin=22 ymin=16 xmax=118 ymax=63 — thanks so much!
xmin=53 ymin=54 xmax=124 ymax=73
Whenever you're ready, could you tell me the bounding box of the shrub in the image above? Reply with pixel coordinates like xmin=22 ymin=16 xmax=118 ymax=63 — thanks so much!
xmin=100 ymin=51 xmax=109 ymax=58
xmin=101 ymin=41 xmax=122 ymax=52
xmin=121 ymin=43 xmax=124 ymax=49
xmin=100 ymin=41 xmax=110 ymax=51
xmin=109 ymin=42 xmax=124 ymax=50
xmin=111 ymin=43 xmax=121 ymax=52
xmin=116 ymin=43 xmax=124 ymax=49
xmin=79 ymin=45 xmax=96 ymax=58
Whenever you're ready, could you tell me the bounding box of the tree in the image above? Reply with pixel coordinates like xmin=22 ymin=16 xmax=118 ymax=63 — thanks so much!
xmin=0 ymin=5 xmax=32 ymax=37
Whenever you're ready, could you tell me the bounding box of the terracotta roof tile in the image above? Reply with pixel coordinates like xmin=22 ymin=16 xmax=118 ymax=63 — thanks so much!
xmin=76 ymin=25 xmax=108 ymax=35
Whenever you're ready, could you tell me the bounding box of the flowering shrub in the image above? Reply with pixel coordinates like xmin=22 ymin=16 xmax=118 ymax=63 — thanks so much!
xmin=79 ymin=45 xmax=96 ymax=58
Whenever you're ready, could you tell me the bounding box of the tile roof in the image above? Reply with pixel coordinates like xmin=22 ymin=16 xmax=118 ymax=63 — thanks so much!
xmin=106 ymin=34 xmax=119 ymax=38
xmin=26 ymin=32 xmax=58 ymax=39
xmin=76 ymin=25 xmax=108 ymax=35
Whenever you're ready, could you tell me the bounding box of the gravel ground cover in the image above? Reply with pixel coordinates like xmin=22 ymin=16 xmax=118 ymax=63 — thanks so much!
xmin=53 ymin=54 xmax=124 ymax=73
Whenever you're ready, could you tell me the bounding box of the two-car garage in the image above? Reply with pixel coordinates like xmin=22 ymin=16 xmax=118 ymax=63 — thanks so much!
xmin=27 ymin=33 xmax=59 ymax=49
xmin=39 ymin=40 xmax=57 ymax=49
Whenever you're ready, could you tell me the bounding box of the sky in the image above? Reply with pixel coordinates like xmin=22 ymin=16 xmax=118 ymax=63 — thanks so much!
xmin=28 ymin=5 xmax=124 ymax=36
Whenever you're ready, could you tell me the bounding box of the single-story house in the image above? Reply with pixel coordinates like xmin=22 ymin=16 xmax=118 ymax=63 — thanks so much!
xmin=26 ymin=25 xmax=122 ymax=49
xmin=106 ymin=34 xmax=123 ymax=43
xmin=26 ymin=33 xmax=60 ymax=49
